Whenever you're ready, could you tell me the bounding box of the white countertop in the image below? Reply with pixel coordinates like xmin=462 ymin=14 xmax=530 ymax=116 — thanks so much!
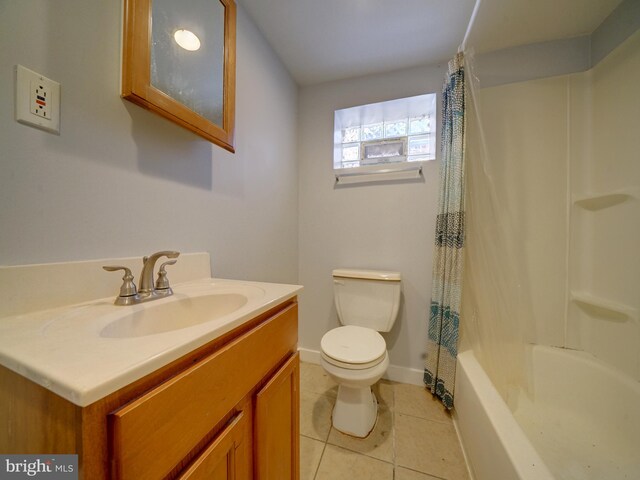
xmin=0 ymin=278 xmax=302 ymax=407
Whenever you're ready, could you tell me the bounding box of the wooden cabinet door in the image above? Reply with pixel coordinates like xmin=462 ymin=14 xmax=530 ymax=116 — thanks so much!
xmin=177 ymin=411 xmax=250 ymax=480
xmin=254 ymin=353 xmax=300 ymax=480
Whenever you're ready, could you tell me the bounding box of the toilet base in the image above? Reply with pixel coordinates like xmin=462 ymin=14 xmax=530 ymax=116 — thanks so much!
xmin=332 ymin=385 xmax=378 ymax=438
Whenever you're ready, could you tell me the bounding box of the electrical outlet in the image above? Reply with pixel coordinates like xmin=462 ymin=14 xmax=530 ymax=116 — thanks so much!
xmin=31 ymin=80 xmax=49 ymax=118
xmin=15 ymin=65 xmax=60 ymax=134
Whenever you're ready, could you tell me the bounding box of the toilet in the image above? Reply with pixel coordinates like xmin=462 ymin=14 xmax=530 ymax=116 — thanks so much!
xmin=320 ymin=268 xmax=401 ymax=437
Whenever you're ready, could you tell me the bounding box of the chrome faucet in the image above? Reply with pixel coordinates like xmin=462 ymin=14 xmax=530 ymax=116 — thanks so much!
xmin=138 ymin=250 xmax=180 ymax=294
xmin=103 ymin=251 xmax=180 ymax=306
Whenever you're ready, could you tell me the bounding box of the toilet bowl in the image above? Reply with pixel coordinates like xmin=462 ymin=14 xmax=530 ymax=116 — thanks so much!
xmin=321 ymin=325 xmax=390 ymax=437
xmin=320 ymin=269 xmax=401 ymax=438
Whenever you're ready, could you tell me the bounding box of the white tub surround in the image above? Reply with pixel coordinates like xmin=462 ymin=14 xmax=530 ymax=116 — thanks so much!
xmin=455 ymin=350 xmax=552 ymax=480
xmin=0 ymin=255 xmax=302 ymax=406
xmin=513 ymin=346 xmax=640 ymax=480
xmin=457 ymin=25 xmax=640 ymax=480
xmin=456 ymin=346 xmax=640 ymax=480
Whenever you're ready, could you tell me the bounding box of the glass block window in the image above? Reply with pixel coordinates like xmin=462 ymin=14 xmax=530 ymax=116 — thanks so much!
xmin=409 ymin=116 xmax=431 ymax=134
xmin=342 ymin=143 xmax=360 ymax=162
xmin=342 ymin=127 xmax=360 ymax=143
xmin=408 ymin=134 xmax=430 ymax=155
xmin=361 ymin=123 xmax=383 ymax=141
xmin=334 ymin=93 xmax=436 ymax=171
xmin=384 ymin=120 xmax=407 ymax=138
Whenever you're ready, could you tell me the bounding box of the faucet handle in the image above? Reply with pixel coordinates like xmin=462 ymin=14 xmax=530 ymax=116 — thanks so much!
xmin=155 ymin=260 xmax=177 ymax=291
xmin=103 ymin=266 xmax=138 ymax=297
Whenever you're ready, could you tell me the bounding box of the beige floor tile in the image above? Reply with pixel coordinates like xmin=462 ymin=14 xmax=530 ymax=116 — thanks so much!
xmin=300 ymin=390 xmax=335 ymax=441
xmin=300 ymin=362 xmax=338 ymax=398
xmin=394 ymin=383 xmax=452 ymax=424
xmin=395 ymin=414 xmax=469 ymax=480
xmin=315 ymin=445 xmax=393 ymax=480
xmin=326 ymin=404 xmax=393 ymax=462
xmin=300 ymin=435 xmax=325 ymax=480
xmin=395 ymin=467 xmax=442 ymax=480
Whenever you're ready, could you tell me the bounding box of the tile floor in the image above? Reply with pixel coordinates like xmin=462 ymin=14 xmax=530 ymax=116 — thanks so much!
xmin=299 ymin=362 xmax=470 ymax=480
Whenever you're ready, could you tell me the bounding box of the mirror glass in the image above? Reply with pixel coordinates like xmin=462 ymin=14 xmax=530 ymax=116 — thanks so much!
xmin=150 ymin=0 xmax=225 ymax=126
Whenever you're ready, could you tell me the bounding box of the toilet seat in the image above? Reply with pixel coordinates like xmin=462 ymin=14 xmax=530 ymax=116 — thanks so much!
xmin=321 ymin=326 xmax=386 ymax=370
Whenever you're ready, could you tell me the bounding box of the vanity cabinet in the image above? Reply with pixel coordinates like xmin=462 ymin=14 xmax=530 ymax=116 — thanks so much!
xmin=177 ymin=410 xmax=249 ymax=480
xmin=0 ymin=299 xmax=299 ymax=480
xmin=255 ymin=354 xmax=300 ymax=479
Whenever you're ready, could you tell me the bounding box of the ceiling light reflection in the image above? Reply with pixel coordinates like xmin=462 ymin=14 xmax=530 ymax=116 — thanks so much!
xmin=174 ymin=29 xmax=201 ymax=51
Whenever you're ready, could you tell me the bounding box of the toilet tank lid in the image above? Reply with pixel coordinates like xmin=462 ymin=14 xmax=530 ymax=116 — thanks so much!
xmin=332 ymin=268 xmax=401 ymax=282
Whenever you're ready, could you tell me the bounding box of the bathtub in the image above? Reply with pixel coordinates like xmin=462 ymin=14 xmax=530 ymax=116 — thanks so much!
xmin=454 ymin=346 xmax=640 ymax=480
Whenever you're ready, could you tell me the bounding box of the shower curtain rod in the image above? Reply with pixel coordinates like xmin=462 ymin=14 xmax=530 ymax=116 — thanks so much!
xmin=458 ymin=0 xmax=482 ymax=53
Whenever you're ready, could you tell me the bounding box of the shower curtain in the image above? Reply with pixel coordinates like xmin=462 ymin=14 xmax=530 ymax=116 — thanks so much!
xmin=424 ymin=52 xmax=466 ymax=409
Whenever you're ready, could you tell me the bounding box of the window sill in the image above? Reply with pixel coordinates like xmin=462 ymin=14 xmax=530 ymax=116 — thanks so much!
xmin=334 ymin=163 xmax=424 ymax=185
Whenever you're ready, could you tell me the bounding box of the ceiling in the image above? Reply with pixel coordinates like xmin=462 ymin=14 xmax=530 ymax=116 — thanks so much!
xmin=238 ymin=0 xmax=623 ymax=86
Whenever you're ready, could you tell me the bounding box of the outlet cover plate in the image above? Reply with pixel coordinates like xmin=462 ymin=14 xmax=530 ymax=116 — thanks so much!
xmin=15 ymin=65 xmax=60 ymax=134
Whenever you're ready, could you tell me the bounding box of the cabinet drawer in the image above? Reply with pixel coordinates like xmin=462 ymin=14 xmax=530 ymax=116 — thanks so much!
xmin=109 ymin=303 xmax=297 ymax=480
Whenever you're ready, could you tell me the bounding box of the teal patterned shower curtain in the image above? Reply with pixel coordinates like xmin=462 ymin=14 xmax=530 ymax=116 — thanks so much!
xmin=424 ymin=52 xmax=466 ymax=409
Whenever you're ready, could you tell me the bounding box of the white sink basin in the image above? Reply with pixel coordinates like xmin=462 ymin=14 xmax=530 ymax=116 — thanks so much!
xmin=100 ymin=293 xmax=249 ymax=338
xmin=38 ymin=282 xmax=267 ymax=340
xmin=0 ymin=277 xmax=302 ymax=406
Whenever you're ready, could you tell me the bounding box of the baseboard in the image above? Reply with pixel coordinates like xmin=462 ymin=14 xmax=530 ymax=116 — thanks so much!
xmin=298 ymin=347 xmax=425 ymax=387
xmin=298 ymin=347 xmax=322 ymax=364
xmin=385 ymin=363 xmax=425 ymax=386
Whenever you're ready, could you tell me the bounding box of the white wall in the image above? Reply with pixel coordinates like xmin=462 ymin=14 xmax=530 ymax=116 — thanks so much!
xmin=0 ymin=1 xmax=298 ymax=284
xmin=297 ymin=63 xmax=447 ymax=378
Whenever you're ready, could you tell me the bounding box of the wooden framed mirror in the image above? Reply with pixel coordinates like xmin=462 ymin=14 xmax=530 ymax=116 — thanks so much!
xmin=122 ymin=0 xmax=236 ymax=152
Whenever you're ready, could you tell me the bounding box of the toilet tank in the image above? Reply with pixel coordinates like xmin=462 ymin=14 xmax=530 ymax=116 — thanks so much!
xmin=332 ymin=269 xmax=401 ymax=332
